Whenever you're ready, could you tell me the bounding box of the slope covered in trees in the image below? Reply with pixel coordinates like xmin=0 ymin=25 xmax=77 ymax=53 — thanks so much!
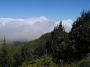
xmin=0 ymin=11 xmax=90 ymax=67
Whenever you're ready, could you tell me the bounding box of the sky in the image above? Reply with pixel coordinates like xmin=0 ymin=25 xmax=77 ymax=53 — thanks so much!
xmin=0 ymin=0 xmax=90 ymax=20
xmin=0 ymin=0 xmax=90 ymax=41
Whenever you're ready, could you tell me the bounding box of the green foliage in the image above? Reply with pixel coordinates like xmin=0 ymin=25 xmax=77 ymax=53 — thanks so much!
xmin=13 ymin=44 xmax=33 ymax=67
xmin=69 ymin=11 xmax=90 ymax=60
xmin=27 ymin=56 xmax=56 ymax=67
xmin=78 ymin=54 xmax=90 ymax=67
xmin=0 ymin=43 xmax=14 ymax=67
xmin=46 ymin=21 xmax=71 ymax=63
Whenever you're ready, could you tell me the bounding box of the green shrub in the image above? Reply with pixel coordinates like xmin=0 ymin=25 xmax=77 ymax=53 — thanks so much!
xmin=78 ymin=54 xmax=90 ymax=67
xmin=27 ymin=56 xmax=56 ymax=67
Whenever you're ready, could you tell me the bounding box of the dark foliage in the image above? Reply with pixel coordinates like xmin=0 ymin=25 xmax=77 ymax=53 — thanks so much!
xmin=69 ymin=11 xmax=90 ymax=60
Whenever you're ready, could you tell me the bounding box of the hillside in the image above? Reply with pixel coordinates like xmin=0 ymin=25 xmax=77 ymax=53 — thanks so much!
xmin=0 ymin=11 xmax=90 ymax=67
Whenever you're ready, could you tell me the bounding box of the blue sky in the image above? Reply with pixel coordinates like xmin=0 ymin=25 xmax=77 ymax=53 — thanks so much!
xmin=0 ymin=0 xmax=90 ymax=20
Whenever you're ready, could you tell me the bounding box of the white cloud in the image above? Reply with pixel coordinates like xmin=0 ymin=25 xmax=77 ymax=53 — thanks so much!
xmin=0 ymin=16 xmax=74 ymax=41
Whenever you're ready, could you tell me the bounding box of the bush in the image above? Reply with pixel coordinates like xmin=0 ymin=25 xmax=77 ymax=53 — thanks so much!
xmin=27 ymin=56 xmax=56 ymax=67
xmin=78 ymin=54 xmax=90 ymax=67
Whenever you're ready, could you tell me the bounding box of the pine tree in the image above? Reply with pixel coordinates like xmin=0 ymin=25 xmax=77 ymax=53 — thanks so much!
xmin=0 ymin=37 xmax=10 ymax=67
xmin=69 ymin=11 xmax=90 ymax=60
xmin=46 ymin=21 xmax=68 ymax=63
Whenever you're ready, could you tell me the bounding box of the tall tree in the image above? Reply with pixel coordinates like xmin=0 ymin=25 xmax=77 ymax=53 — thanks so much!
xmin=69 ymin=11 xmax=90 ymax=59
xmin=46 ymin=21 xmax=69 ymax=63
xmin=0 ymin=37 xmax=13 ymax=67
xmin=13 ymin=44 xmax=33 ymax=67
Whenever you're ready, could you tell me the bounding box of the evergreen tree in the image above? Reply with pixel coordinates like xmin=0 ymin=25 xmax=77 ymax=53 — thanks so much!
xmin=46 ymin=21 xmax=69 ymax=63
xmin=0 ymin=37 xmax=13 ymax=67
xmin=13 ymin=45 xmax=33 ymax=67
xmin=69 ymin=11 xmax=90 ymax=60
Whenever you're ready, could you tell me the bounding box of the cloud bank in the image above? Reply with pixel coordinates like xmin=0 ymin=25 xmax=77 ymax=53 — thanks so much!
xmin=0 ymin=16 xmax=73 ymax=41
